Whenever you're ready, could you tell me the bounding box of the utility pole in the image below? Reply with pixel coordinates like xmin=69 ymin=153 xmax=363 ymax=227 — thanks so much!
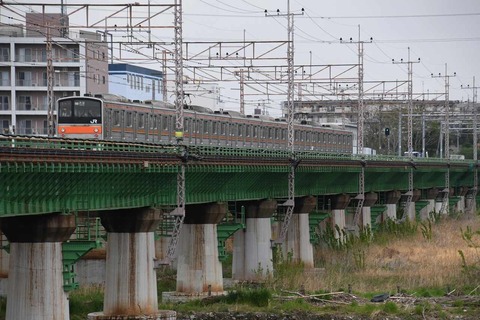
xmin=431 ymin=64 xmax=456 ymax=214
xmin=46 ymin=24 xmax=55 ymax=137
xmin=265 ymin=1 xmax=304 ymax=244
xmin=162 ymin=50 xmax=168 ymax=103
xmin=340 ymin=26 xmax=372 ymax=229
xmin=239 ymin=69 xmax=245 ymax=114
xmin=392 ymin=47 xmax=420 ymax=220
xmin=461 ymin=76 xmax=479 ymax=212
xmin=165 ymin=0 xmax=185 ymax=263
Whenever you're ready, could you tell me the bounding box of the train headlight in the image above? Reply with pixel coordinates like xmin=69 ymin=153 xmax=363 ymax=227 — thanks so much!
xmin=94 ymin=128 xmax=99 ymax=133
xmin=60 ymin=128 xmax=66 ymax=133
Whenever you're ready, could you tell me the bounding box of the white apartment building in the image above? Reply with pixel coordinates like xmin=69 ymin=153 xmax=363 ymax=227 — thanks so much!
xmin=0 ymin=13 xmax=108 ymax=135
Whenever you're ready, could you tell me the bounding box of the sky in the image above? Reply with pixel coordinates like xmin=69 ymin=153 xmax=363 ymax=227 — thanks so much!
xmin=4 ymin=0 xmax=480 ymax=116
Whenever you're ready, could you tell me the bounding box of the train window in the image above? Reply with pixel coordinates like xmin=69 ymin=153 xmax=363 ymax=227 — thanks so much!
xmin=220 ymin=122 xmax=226 ymax=135
xmin=162 ymin=116 xmax=169 ymax=131
xmin=184 ymin=118 xmax=190 ymax=133
xmin=138 ymin=113 xmax=144 ymax=128
xmin=212 ymin=121 xmax=217 ymax=134
xmin=113 ymin=111 xmax=120 ymax=126
xmin=238 ymin=124 xmax=243 ymax=137
xmin=203 ymin=121 xmax=209 ymax=133
xmin=149 ymin=115 xmax=155 ymax=129
xmin=197 ymin=119 xmax=201 ymax=133
xmin=59 ymin=104 xmax=72 ymax=117
xmin=126 ymin=112 xmax=132 ymax=127
xmin=253 ymin=126 xmax=258 ymax=138
xmin=246 ymin=124 xmax=251 ymax=137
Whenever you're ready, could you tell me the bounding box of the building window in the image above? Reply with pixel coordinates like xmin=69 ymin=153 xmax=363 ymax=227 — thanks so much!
xmin=0 ymin=96 xmax=9 ymax=110
xmin=2 ymin=119 xmax=9 ymax=134
xmin=17 ymin=71 xmax=32 ymax=86
xmin=0 ymin=71 xmax=8 ymax=86
xmin=102 ymin=76 xmax=106 ymax=84
xmin=18 ymin=95 xmax=32 ymax=110
xmin=0 ymin=48 xmax=9 ymax=62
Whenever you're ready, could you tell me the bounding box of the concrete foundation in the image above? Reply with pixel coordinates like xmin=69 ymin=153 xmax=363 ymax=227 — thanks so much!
xmin=283 ymin=197 xmax=316 ymax=268
xmin=233 ymin=199 xmax=276 ymax=281
xmin=384 ymin=190 xmax=402 ymax=221
xmin=233 ymin=217 xmax=272 ymax=280
xmin=284 ymin=213 xmax=314 ymax=268
xmin=385 ymin=204 xmax=397 ymax=220
xmin=0 ymin=213 xmax=75 ymax=320
xmin=331 ymin=209 xmax=346 ymax=238
xmin=406 ymin=201 xmax=416 ymax=221
xmin=87 ymin=311 xmax=176 ymax=319
xmin=361 ymin=207 xmax=371 ymax=228
xmin=419 ymin=199 xmax=436 ymax=221
xmin=177 ymin=223 xmax=223 ymax=293
xmin=176 ymin=202 xmax=226 ymax=294
xmin=455 ymin=196 xmax=466 ymax=213
xmin=328 ymin=194 xmax=350 ymax=239
xmin=89 ymin=207 xmax=175 ymax=319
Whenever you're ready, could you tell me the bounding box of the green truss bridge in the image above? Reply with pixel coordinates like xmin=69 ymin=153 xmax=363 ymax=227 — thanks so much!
xmin=0 ymin=135 xmax=475 ymax=217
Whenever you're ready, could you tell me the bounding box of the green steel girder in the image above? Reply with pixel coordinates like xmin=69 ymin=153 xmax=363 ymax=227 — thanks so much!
xmin=0 ymin=144 xmax=477 ymax=217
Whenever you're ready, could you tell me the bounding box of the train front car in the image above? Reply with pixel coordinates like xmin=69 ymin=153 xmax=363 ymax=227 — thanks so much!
xmin=57 ymin=96 xmax=103 ymax=139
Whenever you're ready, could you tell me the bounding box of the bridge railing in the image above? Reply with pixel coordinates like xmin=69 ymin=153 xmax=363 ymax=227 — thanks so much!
xmin=1 ymin=135 xmax=474 ymax=166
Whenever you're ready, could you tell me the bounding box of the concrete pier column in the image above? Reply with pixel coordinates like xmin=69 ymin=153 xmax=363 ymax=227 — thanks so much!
xmin=420 ymin=188 xmax=439 ymax=220
xmin=176 ymin=202 xmax=226 ymax=294
xmin=328 ymin=194 xmax=350 ymax=239
xmin=385 ymin=190 xmax=401 ymax=221
xmin=455 ymin=187 xmax=469 ymax=214
xmin=0 ymin=213 xmax=75 ymax=320
xmin=89 ymin=207 xmax=175 ymax=320
xmin=233 ymin=199 xmax=276 ymax=281
xmin=361 ymin=192 xmax=378 ymax=229
xmin=406 ymin=189 xmax=422 ymax=221
xmin=283 ymin=196 xmax=316 ymax=269
xmin=435 ymin=188 xmax=453 ymax=214
xmin=466 ymin=188 xmax=477 ymax=215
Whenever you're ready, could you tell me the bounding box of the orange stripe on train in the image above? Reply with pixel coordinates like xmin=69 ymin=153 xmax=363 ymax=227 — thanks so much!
xmin=58 ymin=125 xmax=103 ymax=134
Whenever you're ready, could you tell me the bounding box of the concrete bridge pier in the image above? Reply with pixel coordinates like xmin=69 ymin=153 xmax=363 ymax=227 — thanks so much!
xmin=419 ymin=188 xmax=438 ymax=220
xmin=89 ymin=207 xmax=176 ymax=320
xmin=175 ymin=202 xmax=226 ymax=295
xmin=466 ymin=188 xmax=477 ymax=215
xmin=455 ymin=187 xmax=469 ymax=213
xmin=233 ymin=199 xmax=276 ymax=281
xmin=406 ymin=189 xmax=422 ymax=221
xmin=385 ymin=190 xmax=401 ymax=221
xmin=282 ymin=196 xmax=317 ymax=269
xmin=360 ymin=192 xmax=378 ymax=229
xmin=0 ymin=213 xmax=75 ymax=320
xmin=435 ymin=188 xmax=453 ymax=214
xmin=328 ymin=194 xmax=350 ymax=239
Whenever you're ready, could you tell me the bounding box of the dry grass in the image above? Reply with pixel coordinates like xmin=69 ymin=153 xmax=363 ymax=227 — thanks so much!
xmin=291 ymin=214 xmax=480 ymax=294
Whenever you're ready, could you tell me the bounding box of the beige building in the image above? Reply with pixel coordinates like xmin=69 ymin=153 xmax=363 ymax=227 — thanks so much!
xmin=0 ymin=13 xmax=108 ymax=135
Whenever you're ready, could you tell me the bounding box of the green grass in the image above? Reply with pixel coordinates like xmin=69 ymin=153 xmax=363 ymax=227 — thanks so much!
xmin=68 ymin=286 xmax=103 ymax=320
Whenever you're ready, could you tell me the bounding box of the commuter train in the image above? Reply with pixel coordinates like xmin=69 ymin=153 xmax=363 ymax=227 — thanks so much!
xmin=56 ymin=94 xmax=353 ymax=153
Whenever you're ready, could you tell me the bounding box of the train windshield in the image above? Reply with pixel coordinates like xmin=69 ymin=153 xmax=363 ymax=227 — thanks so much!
xmin=58 ymin=98 xmax=102 ymax=124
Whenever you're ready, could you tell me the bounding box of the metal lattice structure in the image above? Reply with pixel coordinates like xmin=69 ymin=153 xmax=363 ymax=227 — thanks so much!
xmin=432 ymin=64 xmax=456 ymax=214
xmin=265 ymin=0 xmax=303 ymax=244
xmin=461 ymin=77 xmax=479 ymax=212
xmin=46 ymin=26 xmax=55 ymax=137
xmin=165 ymin=0 xmax=186 ymax=262
xmin=392 ymin=48 xmax=420 ymax=220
